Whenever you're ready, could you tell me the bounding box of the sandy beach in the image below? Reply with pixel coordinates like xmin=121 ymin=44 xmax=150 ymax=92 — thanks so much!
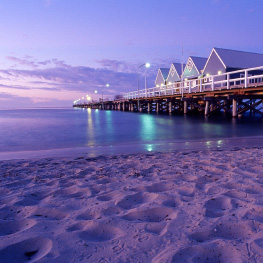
xmin=0 ymin=147 xmax=263 ymax=262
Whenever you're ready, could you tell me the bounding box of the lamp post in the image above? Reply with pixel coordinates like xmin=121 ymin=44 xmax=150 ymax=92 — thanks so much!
xmin=94 ymin=84 xmax=109 ymax=110
xmin=137 ymin=63 xmax=150 ymax=111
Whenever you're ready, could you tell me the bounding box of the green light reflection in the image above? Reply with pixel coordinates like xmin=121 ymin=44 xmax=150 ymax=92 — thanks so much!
xmin=140 ymin=114 xmax=156 ymax=142
xmin=86 ymin=108 xmax=95 ymax=146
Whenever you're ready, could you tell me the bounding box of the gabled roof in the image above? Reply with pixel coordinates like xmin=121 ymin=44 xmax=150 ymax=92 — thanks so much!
xmin=190 ymin=57 xmax=207 ymax=72
xmin=155 ymin=68 xmax=170 ymax=86
xmin=182 ymin=56 xmax=207 ymax=79
xmin=159 ymin=68 xmax=170 ymax=80
xmin=172 ymin=63 xmax=186 ymax=76
xmin=204 ymin=47 xmax=263 ymax=71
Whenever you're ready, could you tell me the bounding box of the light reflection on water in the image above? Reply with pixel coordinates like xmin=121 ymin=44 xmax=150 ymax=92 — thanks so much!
xmin=0 ymin=108 xmax=263 ymax=153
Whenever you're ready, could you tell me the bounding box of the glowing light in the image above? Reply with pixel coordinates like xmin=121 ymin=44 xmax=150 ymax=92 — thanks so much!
xmin=94 ymin=90 xmax=98 ymax=94
xmin=184 ymin=78 xmax=188 ymax=81
xmin=147 ymin=144 xmax=153 ymax=152
xmin=206 ymin=73 xmax=210 ymax=77
xmin=169 ymin=82 xmax=172 ymax=84
xmin=156 ymin=85 xmax=159 ymax=87
xmin=106 ymin=83 xmax=110 ymax=87
xmin=218 ymin=71 xmax=222 ymax=75
xmin=145 ymin=63 xmax=150 ymax=68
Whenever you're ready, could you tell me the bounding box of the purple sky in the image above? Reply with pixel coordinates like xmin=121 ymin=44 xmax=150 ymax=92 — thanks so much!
xmin=0 ymin=0 xmax=263 ymax=108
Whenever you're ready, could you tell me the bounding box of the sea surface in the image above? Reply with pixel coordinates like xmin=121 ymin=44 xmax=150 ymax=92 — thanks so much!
xmin=1 ymin=107 xmax=263 ymax=159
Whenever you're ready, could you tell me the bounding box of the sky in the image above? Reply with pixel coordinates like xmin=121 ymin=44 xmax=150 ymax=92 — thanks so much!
xmin=0 ymin=0 xmax=263 ymax=108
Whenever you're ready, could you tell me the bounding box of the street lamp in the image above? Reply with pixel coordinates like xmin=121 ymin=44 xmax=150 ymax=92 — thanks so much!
xmin=103 ymin=84 xmax=109 ymax=107
xmin=137 ymin=63 xmax=150 ymax=111
xmin=94 ymin=84 xmax=109 ymax=109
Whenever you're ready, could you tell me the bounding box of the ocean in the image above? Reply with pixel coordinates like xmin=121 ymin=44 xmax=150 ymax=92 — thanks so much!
xmin=1 ymin=108 xmax=263 ymax=159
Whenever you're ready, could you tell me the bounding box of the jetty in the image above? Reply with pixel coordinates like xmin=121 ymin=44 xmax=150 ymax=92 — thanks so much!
xmin=73 ymin=65 xmax=263 ymax=117
xmin=74 ymin=48 xmax=263 ymax=117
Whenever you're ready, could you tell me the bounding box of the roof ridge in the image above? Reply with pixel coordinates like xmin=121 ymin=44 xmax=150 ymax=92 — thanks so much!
xmin=214 ymin=47 xmax=263 ymax=56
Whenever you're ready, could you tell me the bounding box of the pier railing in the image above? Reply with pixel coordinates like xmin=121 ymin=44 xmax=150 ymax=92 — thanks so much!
xmin=123 ymin=66 xmax=263 ymax=100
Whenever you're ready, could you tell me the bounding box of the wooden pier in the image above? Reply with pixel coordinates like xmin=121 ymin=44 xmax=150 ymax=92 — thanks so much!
xmin=74 ymin=66 xmax=263 ymax=117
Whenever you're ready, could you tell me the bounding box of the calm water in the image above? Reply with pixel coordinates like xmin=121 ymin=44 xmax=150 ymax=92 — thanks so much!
xmin=1 ymin=108 xmax=263 ymax=157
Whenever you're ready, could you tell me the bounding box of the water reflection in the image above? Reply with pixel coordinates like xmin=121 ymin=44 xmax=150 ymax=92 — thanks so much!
xmin=105 ymin=111 xmax=114 ymax=141
xmin=140 ymin=114 xmax=156 ymax=141
xmin=2 ymin=108 xmax=263 ymax=153
xmin=86 ymin=108 xmax=95 ymax=146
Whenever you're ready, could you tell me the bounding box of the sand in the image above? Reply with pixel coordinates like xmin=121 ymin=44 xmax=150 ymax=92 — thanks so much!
xmin=0 ymin=147 xmax=263 ymax=262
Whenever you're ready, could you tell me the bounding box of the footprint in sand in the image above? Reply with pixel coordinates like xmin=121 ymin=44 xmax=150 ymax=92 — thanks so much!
xmin=54 ymin=187 xmax=92 ymax=199
xmin=79 ymin=221 xmax=122 ymax=242
xmin=245 ymin=184 xmax=263 ymax=194
xmin=0 ymin=219 xmax=36 ymax=236
xmin=0 ymin=196 xmax=16 ymax=208
xmin=0 ymin=206 xmax=37 ymax=220
xmin=0 ymin=188 xmax=11 ymax=196
xmin=171 ymin=240 xmax=242 ymax=263
xmin=204 ymin=196 xmax=232 ymax=218
xmin=96 ymin=177 xmax=118 ymax=185
xmin=76 ymin=210 xmax=101 ymax=220
xmin=0 ymin=237 xmax=52 ymax=263
xmin=97 ymin=193 xmax=116 ymax=202
xmin=52 ymin=186 xmax=80 ymax=196
xmin=145 ymin=222 xmax=167 ymax=235
xmin=15 ymin=190 xmax=52 ymax=206
xmin=66 ymin=221 xmax=88 ymax=232
xmin=224 ymin=189 xmax=247 ymax=199
xmin=250 ymin=238 xmax=263 ymax=258
xmin=244 ymin=207 xmax=263 ymax=223
xmin=190 ymin=220 xmax=255 ymax=242
xmin=117 ymin=192 xmax=157 ymax=210
xmin=102 ymin=206 xmax=123 ymax=216
xmin=122 ymin=207 xmax=176 ymax=222
xmin=33 ymin=208 xmax=68 ymax=220
xmin=146 ymin=182 xmax=175 ymax=193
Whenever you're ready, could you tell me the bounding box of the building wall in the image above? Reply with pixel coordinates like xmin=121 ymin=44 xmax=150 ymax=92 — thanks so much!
xmin=166 ymin=65 xmax=180 ymax=83
xmin=203 ymin=51 xmax=226 ymax=76
xmin=155 ymin=70 xmax=166 ymax=86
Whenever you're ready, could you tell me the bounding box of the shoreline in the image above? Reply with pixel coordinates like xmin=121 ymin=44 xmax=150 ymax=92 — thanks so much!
xmin=0 ymin=147 xmax=263 ymax=262
xmin=1 ymin=135 xmax=263 ymax=161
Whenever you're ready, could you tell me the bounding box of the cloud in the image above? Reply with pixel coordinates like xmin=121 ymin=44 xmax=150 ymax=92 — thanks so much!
xmin=5 ymin=56 xmax=70 ymax=69
xmin=6 ymin=56 xmax=38 ymax=68
xmin=1 ymin=56 xmax=163 ymax=108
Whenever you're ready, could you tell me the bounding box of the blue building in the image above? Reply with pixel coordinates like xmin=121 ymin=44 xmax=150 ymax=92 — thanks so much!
xmin=182 ymin=56 xmax=207 ymax=80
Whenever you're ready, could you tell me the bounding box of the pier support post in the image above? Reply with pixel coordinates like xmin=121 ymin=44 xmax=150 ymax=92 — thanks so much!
xmin=131 ymin=103 xmax=134 ymax=112
xmin=205 ymin=101 xmax=209 ymax=116
xmin=148 ymin=103 xmax=151 ymax=113
xmin=184 ymin=101 xmax=188 ymax=114
xmin=232 ymin=99 xmax=237 ymax=117
xmin=122 ymin=102 xmax=125 ymax=111
xmin=169 ymin=102 xmax=172 ymax=113
xmin=156 ymin=102 xmax=159 ymax=113
xmin=139 ymin=106 xmax=142 ymax=112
